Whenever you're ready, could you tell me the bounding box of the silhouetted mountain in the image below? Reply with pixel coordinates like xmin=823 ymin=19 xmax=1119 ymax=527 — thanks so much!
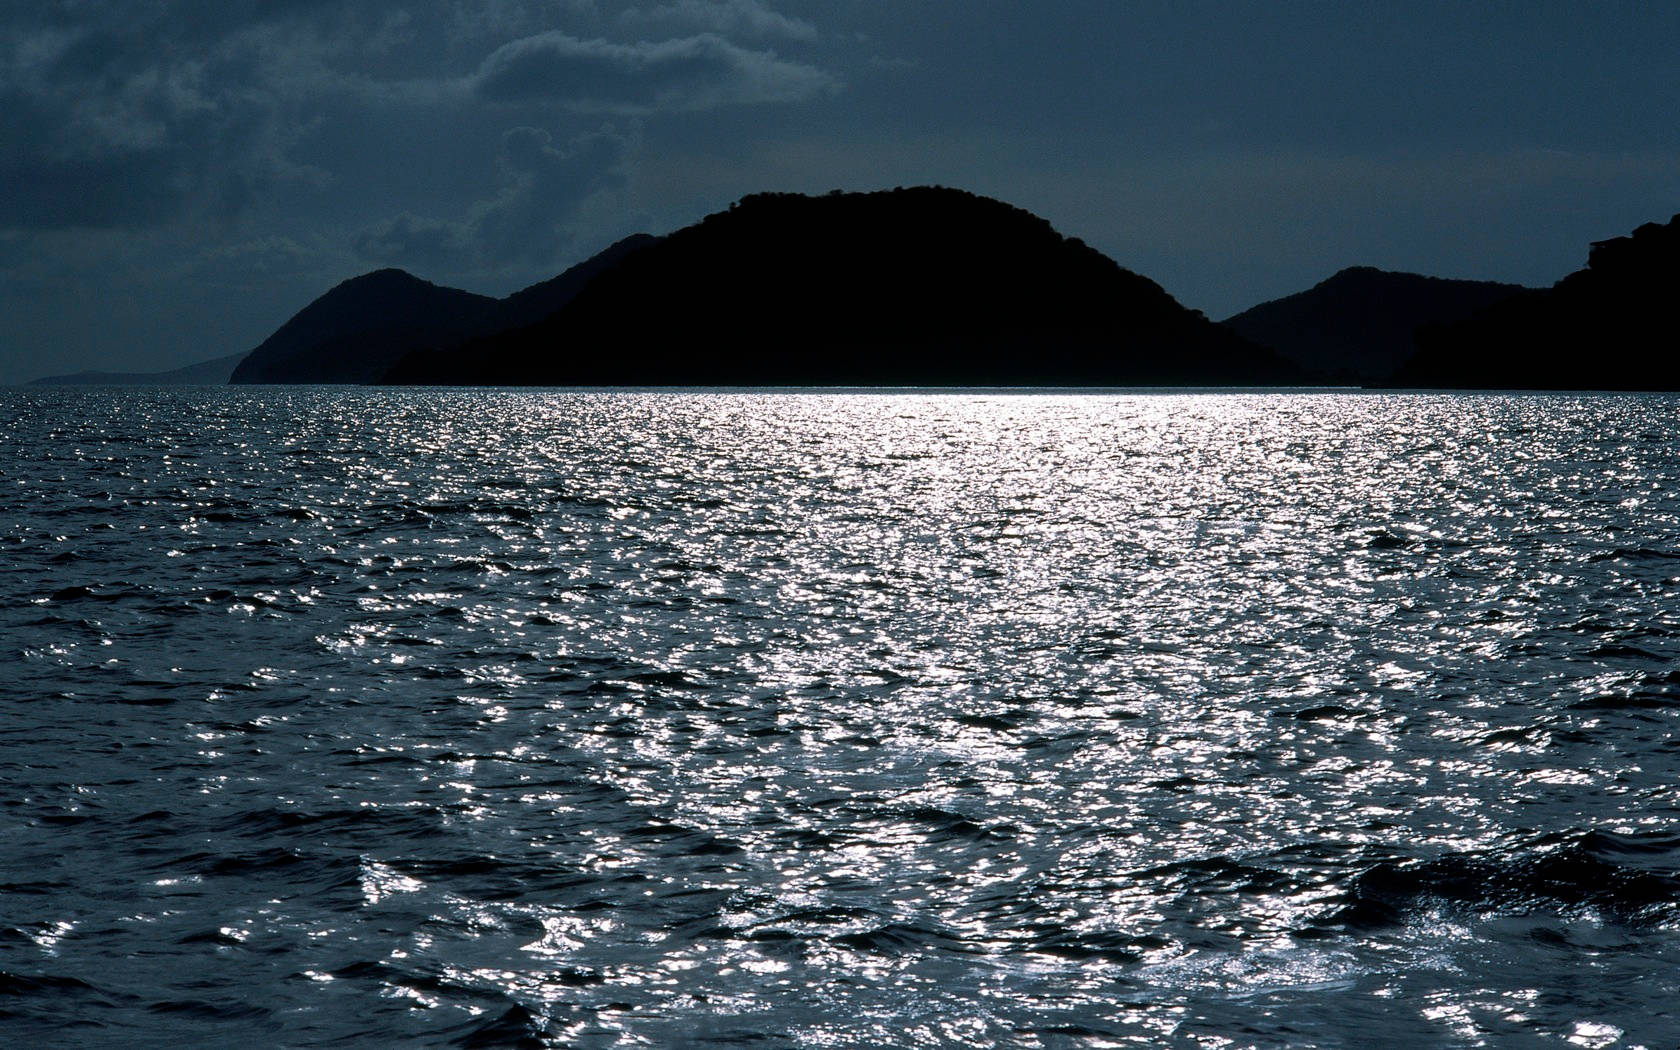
xmin=227 ymin=236 xmax=659 ymax=384
xmin=31 ymin=352 xmax=247 ymax=386
xmin=1392 ymin=214 xmax=1680 ymax=389
xmin=229 ymin=269 xmax=500 ymax=383
xmin=495 ymin=234 xmax=658 ymax=330
xmin=385 ymin=187 xmax=1305 ymax=386
xmin=1222 ymin=267 xmax=1529 ymax=383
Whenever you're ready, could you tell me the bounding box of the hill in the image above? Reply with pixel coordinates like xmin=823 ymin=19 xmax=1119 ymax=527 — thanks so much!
xmin=30 ymin=352 xmax=247 ymax=386
xmin=226 ymin=236 xmax=657 ymax=384
xmin=1222 ymin=267 xmax=1529 ymax=383
xmin=228 ymin=269 xmax=500 ymax=384
xmin=1392 ymin=213 xmax=1680 ymax=389
xmin=384 ymin=187 xmax=1305 ymax=386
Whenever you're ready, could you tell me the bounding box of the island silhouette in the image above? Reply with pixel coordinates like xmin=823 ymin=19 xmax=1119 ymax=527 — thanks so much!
xmin=228 ymin=269 xmax=500 ymax=384
xmin=1392 ymin=212 xmax=1680 ymax=389
xmin=1221 ymin=268 xmax=1530 ymax=384
xmin=31 ymin=352 xmax=247 ymax=386
xmin=31 ymin=190 xmax=1679 ymax=389
xmin=382 ymin=187 xmax=1301 ymax=386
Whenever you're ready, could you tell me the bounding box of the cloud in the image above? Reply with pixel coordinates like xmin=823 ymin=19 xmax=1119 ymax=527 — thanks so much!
xmin=0 ymin=3 xmax=359 ymax=230
xmin=619 ymin=0 xmax=818 ymax=42
xmin=472 ymin=31 xmax=836 ymax=112
xmin=351 ymin=214 xmax=469 ymax=276
xmin=0 ymin=3 xmax=839 ymax=234
xmin=196 ymin=235 xmax=325 ymax=277
xmin=474 ymin=125 xmax=634 ymax=264
xmin=352 ymin=124 xmax=634 ymax=274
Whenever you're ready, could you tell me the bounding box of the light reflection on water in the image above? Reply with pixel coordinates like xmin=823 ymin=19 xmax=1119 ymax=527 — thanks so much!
xmin=2 ymin=388 xmax=1680 ymax=1047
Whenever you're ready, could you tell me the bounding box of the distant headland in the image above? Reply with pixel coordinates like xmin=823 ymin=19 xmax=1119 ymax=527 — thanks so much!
xmin=232 ymin=187 xmax=1304 ymax=388
xmin=30 ymin=352 xmax=247 ymax=387
xmin=381 ymin=188 xmax=1300 ymax=387
xmin=1390 ymin=214 xmax=1680 ymax=389
xmin=1221 ymin=268 xmax=1531 ymax=385
xmin=28 ymin=189 xmax=1680 ymax=389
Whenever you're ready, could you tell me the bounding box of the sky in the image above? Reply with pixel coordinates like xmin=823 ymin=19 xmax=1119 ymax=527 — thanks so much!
xmin=3 ymin=1 xmax=1678 ymax=383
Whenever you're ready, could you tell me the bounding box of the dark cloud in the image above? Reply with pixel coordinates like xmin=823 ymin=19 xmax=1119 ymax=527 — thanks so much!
xmin=476 ymin=125 xmax=632 ymax=261
xmin=347 ymin=214 xmax=469 ymax=275
xmin=0 ymin=1 xmax=835 ymax=234
xmin=190 ymin=234 xmax=326 ymax=280
xmin=619 ymin=0 xmax=818 ymax=42
xmin=0 ymin=135 xmax=184 ymax=229
xmin=352 ymin=125 xmax=634 ymax=275
xmin=0 ymin=3 xmax=349 ymax=230
xmin=472 ymin=31 xmax=836 ymax=112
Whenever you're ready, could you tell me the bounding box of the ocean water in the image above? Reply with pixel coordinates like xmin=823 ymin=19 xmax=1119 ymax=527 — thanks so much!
xmin=3 ymin=387 xmax=1679 ymax=1048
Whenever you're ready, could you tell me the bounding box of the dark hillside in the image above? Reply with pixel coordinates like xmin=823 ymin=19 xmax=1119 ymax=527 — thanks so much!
xmin=1223 ymin=267 xmax=1528 ymax=383
xmin=230 ymin=269 xmax=499 ymax=384
xmin=229 ymin=237 xmax=660 ymax=384
xmin=1393 ymin=213 xmax=1680 ymax=389
xmin=386 ymin=187 xmax=1304 ymax=386
xmin=495 ymin=234 xmax=658 ymax=330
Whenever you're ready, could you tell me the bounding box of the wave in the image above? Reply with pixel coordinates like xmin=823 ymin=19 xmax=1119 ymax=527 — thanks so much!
xmin=1586 ymin=545 xmax=1680 ymax=563
xmin=1570 ymin=666 xmax=1680 ymax=710
xmin=1319 ymin=829 xmax=1680 ymax=931
xmin=451 ymin=1003 xmax=550 ymax=1049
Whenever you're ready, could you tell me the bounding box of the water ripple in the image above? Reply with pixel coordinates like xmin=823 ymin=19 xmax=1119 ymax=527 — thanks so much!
xmin=3 ymin=388 xmax=1680 ymax=1046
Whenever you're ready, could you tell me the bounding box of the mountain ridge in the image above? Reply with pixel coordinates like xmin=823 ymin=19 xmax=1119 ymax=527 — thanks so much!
xmin=30 ymin=351 xmax=248 ymax=386
xmin=384 ymin=187 xmax=1304 ymax=386
xmin=1393 ymin=213 xmax=1680 ymax=389
xmin=225 ymin=236 xmax=660 ymax=385
xmin=46 ymin=190 xmax=1677 ymax=390
xmin=228 ymin=269 xmax=501 ymax=384
xmin=1222 ymin=267 xmax=1530 ymax=383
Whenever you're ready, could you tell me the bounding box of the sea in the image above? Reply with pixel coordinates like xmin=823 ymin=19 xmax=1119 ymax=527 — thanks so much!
xmin=3 ymin=387 xmax=1679 ymax=1049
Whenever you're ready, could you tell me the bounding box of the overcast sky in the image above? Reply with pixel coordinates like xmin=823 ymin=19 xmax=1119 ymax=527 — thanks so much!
xmin=3 ymin=1 xmax=1678 ymax=382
